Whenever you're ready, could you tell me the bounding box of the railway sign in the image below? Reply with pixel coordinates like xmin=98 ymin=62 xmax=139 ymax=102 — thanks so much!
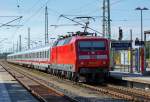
xmin=111 ymin=40 xmax=132 ymax=50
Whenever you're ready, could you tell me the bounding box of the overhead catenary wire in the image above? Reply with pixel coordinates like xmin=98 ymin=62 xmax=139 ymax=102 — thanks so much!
xmin=110 ymin=0 xmax=125 ymax=6
xmin=60 ymin=15 xmax=103 ymax=35
xmin=0 ymin=16 xmax=22 ymax=28
xmin=46 ymin=7 xmax=103 ymax=35
xmin=22 ymin=0 xmax=51 ymax=26
xmin=24 ymin=0 xmax=41 ymax=14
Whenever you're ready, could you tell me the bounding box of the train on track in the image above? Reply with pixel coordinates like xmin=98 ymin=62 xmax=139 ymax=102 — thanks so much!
xmin=7 ymin=32 xmax=110 ymax=83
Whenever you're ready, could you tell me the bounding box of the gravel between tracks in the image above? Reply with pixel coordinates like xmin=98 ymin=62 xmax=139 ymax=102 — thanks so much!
xmin=2 ymin=61 xmax=129 ymax=102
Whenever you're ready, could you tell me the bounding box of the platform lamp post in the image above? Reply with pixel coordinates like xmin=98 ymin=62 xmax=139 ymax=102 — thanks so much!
xmin=135 ymin=7 xmax=149 ymax=41
xmin=136 ymin=7 xmax=149 ymax=74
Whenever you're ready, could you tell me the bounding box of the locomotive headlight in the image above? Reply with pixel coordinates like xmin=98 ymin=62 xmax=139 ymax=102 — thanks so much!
xmin=97 ymin=55 xmax=107 ymax=59
xmin=80 ymin=61 xmax=84 ymax=65
xmin=102 ymin=61 xmax=106 ymax=64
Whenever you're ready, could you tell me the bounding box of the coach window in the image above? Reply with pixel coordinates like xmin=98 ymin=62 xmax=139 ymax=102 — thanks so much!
xmin=41 ymin=52 xmax=43 ymax=58
xmin=42 ymin=52 xmax=43 ymax=58
xmin=44 ymin=51 xmax=45 ymax=58
xmin=34 ymin=52 xmax=36 ymax=58
xmin=37 ymin=52 xmax=39 ymax=58
xmin=40 ymin=52 xmax=42 ymax=58
xmin=41 ymin=52 xmax=42 ymax=58
xmin=33 ymin=53 xmax=34 ymax=58
xmin=42 ymin=51 xmax=44 ymax=58
xmin=31 ymin=53 xmax=33 ymax=58
xmin=45 ymin=51 xmax=47 ymax=58
xmin=34 ymin=53 xmax=36 ymax=58
xmin=36 ymin=52 xmax=38 ymax=58
xmin=39 ymin=52 xmax=41 ymax=58
xmin=29 ymin=53 xmax=31 ymax=59
xmin=29 ymin=53 xmax=30 ymax=59
xmin=38 ymin=52 xmax=40 ymax=58
xmin=30 ymin=53 xmax=31 ymax=58
xmin=47 ymin=51 xmax=49 ymax=58
xmin=23 ymin=54 xmax=24 ymax=59
xmin=33 ymin=53 xmax=35 ymax=58
xmin=35 ymin=53 xmax=37 ymax=58
xmin=37 ymin=52 xmax=38 ymax=58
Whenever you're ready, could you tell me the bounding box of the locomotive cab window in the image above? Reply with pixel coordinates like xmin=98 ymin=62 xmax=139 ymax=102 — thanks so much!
xmin=56 ymin=37 xmax=72 ymax=46
xmin=78 ymin=41 xmax=106 ymax=51
xmin=57 ymin=40 xmax=65 ymax=46
xmin=63 ymin=37 xmax=72 ymax=45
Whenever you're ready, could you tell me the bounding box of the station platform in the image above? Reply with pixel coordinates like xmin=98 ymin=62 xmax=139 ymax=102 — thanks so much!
xmin=0 ymin=65 xmax=39 ymax=102
xmin=110 ymin=71 xmax=150 ymax=89
xmin=109 ymin=71 xmax=143 ymax=79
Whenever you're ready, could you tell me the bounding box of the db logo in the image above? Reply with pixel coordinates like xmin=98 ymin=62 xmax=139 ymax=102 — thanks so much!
xmin=91 ymin=51 xmax=95 ymax=54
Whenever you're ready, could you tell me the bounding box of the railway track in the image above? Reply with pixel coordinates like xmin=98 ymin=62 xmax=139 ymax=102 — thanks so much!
xmin=2 ymin=61 xmax=150 ymax=102
xmin=80 ymin=83 xmax=150 ymax=102
xmin=0 ymin=62 xmax=78 ymax=102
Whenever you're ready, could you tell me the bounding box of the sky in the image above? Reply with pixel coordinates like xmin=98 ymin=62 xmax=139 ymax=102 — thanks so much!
xmin=0 ymin=0 xmax=150 ymax=52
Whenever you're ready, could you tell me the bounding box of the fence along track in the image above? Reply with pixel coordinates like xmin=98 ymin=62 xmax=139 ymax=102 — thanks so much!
xmin=0 ymin=62 xmax=78 ymax=102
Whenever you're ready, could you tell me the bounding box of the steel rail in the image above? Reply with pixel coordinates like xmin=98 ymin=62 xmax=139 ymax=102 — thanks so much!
xmin=4 ymin=61 xmax=150 ymax=102
xmin=0 ymin=62 xmax=78 ymax=102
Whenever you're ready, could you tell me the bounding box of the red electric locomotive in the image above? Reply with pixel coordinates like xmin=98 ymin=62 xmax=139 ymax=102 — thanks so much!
xmin=49 ymin=32 xmax=110 ymax=82
xmin=7 ymin=32 xmax=110 ymax=83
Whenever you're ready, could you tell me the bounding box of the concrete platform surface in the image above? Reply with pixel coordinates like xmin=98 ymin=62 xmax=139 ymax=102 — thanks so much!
xmin=0 ymin=66 xmax=39 ymax=102
xmin=122 ymin=77 xmax=150 ymax=84
xmin=110 ymin=71 xmax=143 ymax=79
xmin=110 ymin=71 xmax=150 ymax=85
